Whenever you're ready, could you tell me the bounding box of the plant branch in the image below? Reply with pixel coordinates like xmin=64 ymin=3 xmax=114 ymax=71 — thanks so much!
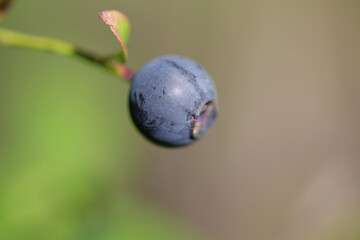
xmin=0 ymin=27 xmax=136 ymax=81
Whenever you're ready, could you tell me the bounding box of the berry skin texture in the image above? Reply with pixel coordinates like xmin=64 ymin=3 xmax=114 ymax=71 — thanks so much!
xmin=129 ymin=55 xmax=218 ymax=147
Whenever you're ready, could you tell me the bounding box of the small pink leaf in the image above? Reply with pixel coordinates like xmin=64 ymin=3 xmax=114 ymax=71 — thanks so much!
xmin=98 ymin=10 xmax=130 ymax=63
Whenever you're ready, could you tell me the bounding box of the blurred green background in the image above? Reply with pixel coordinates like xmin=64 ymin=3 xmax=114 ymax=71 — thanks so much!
xmin=1 ymin=0 xmax=360 ymax=240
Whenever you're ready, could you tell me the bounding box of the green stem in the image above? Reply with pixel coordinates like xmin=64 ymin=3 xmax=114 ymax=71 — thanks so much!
xmin=0 ymin=28 xmax=75 ymax=55
xmin=0 ymin=27 xmax=135 ymax=81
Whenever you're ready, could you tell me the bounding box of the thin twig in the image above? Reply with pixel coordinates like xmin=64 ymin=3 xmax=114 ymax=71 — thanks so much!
xmin=0 ymin=27 xmax=135 ymax=81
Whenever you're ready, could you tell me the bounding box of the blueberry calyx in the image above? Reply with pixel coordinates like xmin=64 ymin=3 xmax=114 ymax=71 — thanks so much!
xmin=191 ymin=101 xmax=217 ymax=139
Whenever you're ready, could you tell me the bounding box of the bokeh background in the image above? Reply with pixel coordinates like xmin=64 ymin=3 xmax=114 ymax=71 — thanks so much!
xmin=1 ymin=0 xmax=360 ymax=239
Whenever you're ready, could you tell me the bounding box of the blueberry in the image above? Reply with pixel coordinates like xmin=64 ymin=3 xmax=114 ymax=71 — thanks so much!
xmin=129 ymin=55 xmax=218 ymax=147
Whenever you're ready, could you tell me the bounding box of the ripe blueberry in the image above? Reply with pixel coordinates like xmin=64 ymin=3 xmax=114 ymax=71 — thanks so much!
xmin=129 ymin=55 xmax=218 ymax=147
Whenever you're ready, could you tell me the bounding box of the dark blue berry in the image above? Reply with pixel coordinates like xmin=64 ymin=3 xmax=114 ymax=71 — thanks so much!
xmin=129 ymin=55 xmax=218 ymax=147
